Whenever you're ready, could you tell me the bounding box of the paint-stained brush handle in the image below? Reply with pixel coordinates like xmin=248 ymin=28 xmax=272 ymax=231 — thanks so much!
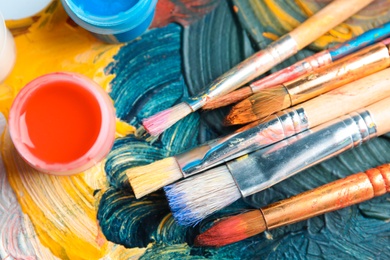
xmin=300 ymin=67 xmax=390 ymax=127
xmin=262 ymin=164 xmax=390 ymax=229
xmin=285 ymin=41 xmax=390 ymax=105
xmin=367 ymin=95 xmax=390 ymax=136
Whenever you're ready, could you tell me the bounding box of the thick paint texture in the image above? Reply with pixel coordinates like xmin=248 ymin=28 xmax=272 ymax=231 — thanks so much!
xmin=151 ymin=0 xmax=221 ymax=28
xmin=1 ymin=0 xmax=390 ymax=259
xmin=75 ymin=0 xmax=139 ymax=16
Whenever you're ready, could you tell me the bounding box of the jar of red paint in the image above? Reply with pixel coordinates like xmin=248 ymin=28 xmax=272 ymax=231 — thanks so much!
xmin=8 ymin=72 xmax=116 ymax=175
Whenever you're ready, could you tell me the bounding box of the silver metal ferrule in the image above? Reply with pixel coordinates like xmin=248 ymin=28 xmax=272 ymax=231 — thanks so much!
xmin=227 ymin=110 xmax=377 ymax=198
xmin=176 ymin=108 xmax=309 ymax=177
xmin=185 ymin=35 xmax=299 ymax=111
xmin=300 ymin=50 xmax=332 ymax=72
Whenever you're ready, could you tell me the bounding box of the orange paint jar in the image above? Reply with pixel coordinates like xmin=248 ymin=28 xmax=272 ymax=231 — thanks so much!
xmin=9 ymin=72 xmax=116 ymax=175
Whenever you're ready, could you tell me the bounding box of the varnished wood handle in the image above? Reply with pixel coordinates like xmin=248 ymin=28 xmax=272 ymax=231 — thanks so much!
xmin=300 ymin=68 xmax=390 ymax=127
xmin=366 ymin=96 xmax=390 ymax=135
xmin=289 ymin=0 xmax=374 ymax=50
xmin=262 ymin=164 xmax=390 ymax=229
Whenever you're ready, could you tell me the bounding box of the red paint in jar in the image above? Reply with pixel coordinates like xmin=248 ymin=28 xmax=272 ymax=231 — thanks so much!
xmin=9 ymin=72 xmax=116 ymax=175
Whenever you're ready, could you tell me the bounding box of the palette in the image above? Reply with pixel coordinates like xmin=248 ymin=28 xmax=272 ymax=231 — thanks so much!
xmin=0 ymin=0 xmax=390 ymax=259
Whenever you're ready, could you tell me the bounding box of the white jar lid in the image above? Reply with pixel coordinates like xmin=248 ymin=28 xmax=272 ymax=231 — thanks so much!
xmin=0 ymin=0 xmax=53 ymax=20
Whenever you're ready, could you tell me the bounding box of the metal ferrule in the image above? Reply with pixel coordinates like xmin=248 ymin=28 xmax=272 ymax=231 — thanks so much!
xmin=249 ymin=50 xmax=332 ymax=92
xmin=284 ymin=43 xmax=390 ymax=105
xmin=227 ymin=110 xmax=377 ymax=198
xmin=175 ymin=108 xmax=309 ymax=177
xmin=184 ymin=35 xmax=299 ymax=111
xmin=300 ymin=50 xmax=333 ymax=74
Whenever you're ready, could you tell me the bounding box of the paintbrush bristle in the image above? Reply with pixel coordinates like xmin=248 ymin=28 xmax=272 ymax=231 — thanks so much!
xmin=195 ymin=210 xmax=266 ymax=247
xmin=164 ymin=165 xmax=241 ymax=226
xmin=224 ymin=99 xmax=260 ymax=126
xmin=225 ymin=86 xmax=290 ymax=125
xmin=142 ymin=102 xmax=192 ymax=136
xmin=126 ymin=157 xmax=183 ymax=199
xmin=203 ymin=87 xmax=253 ymax=110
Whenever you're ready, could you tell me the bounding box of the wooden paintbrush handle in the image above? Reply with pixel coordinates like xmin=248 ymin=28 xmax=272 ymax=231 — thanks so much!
xmin=261 ymin=164 xmax=390 ymax=230
xmin=301 ymin=68 xmax=390 ymax=128
xmin=289 ymin=0 xmax=374 ymax=50
xmin=366 ymin=96 xmax=390 ymax=136
xmin=286 ymin=42 xmax=390 ymax=105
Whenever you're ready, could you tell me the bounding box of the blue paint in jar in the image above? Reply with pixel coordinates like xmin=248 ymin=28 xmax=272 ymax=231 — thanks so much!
xmin=61 ymin=0 xmax=157 ymax=43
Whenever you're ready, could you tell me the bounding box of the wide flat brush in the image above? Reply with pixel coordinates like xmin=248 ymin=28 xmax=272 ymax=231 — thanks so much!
xmin=142 ymin=0 xmax=374 ymax=136
xmin=225 ymin=39 xmax=390 ymax=125
xmin=127 ymin=68 xmax=390 ymax=198
xmin=203 ymin=21 xmax=390 ymax=110
xmin=195 ymin=163 xmax=390 ymax=247
xmin=164 ymin=96 xmax=390 ymax=226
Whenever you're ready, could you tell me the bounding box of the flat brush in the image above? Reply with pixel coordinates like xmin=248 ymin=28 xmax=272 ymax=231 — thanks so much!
xmin=195 ymin=163 xmax=390 ymax=247
xmin=225 ymin=39 xmax=390 ymax=125
xmin=127 ymin=68 xmax=390 ymax=198
xmin=203 ymin=21 xmax=390 ymax=110
xmin=164 ymin=96 xmax=390 ymax=226
xmin=142 ymin=0 xmax=374 ymax=136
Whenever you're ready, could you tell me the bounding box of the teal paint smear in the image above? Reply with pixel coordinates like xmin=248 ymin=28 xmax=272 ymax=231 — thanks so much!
xmin=232 ymin=0 xmax=306 ymax=50
xmin=359 ymin=195 xmax=390 ymax=220
xmin=106 ymin=23 xmax=185 ymax=127
xmin=182 ymin=0 xmax=255 ymax=140
xmin=97 ymin=188 xmax=171 ymax=248
xmin=232 ymin=0 xmax=316 ymax=75
xmin=104 ymin=112 xmax=200 ymax=189
xmin=160 ymin=112 xmax=200 ymax=155
xmin=104 ymin=137 xmax=168 ymax=189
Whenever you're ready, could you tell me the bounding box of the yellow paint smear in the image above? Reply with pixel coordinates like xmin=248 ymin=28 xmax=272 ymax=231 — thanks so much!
xmin=294 ymin=0 xmax=356 ymax=49
xmin=1 ymin=0 xmax=120 ymax=115
xmin=0 ymin=1 xmax=140 ymax=259
xmin=115 ymin=119 xmax=136 ymax=138
xmin=265 ymin=0 xmax=301 ymax=31
xmin=3 ymin=130 xmax=105 ymax=260
xmin=262 ymin=32 xmax=280 ymax=41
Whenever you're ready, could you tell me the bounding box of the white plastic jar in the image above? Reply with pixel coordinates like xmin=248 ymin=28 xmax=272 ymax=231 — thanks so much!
xmin=0 ymin=11 xmax=16 ymax=82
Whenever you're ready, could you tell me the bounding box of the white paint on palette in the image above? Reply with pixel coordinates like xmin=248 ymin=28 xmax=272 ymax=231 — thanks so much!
xmin=0 ymin=113 xmax=59 ymax=260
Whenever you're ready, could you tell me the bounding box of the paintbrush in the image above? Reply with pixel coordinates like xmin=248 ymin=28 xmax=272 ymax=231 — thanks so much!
xmin=164 ymin=96 xmax=390 ymax=226
xmin=195 ymin=163 xmax=390 ymax=247
xmin=127 ymin=68 xmax=390 ymax=198
xmin=225 ymin=39 xmax=390 ymax=125
xmin=142 ymin=0 xmax=374 ymax=136
xmin=203 ymin=21 xmax=390 ymax=110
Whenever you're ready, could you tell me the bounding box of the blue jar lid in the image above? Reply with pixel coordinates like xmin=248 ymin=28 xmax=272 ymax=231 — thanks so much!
xmin=62 ymin=0 xmax=157 ymax=35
